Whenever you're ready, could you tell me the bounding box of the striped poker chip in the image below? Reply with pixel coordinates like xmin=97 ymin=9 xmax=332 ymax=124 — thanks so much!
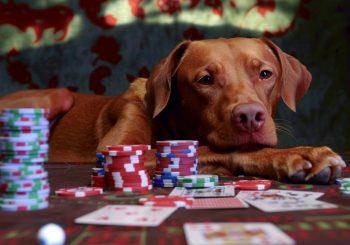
xmin=1 ymin=171 xmax=48 ymax=181
xmin=1 ymin=108 xmax=49 ymax=115
xmin=114 ymin=184 xmax=152 ymax=193
xmin=0 ymin=196 xmax=48 ymax=205
xmin=0 ymin=200 xmax=49 ymax=211
xmin=153 ymin=174 xmax=178 ymax=181
xmin=153 ymin=181 xmax=177 ymax=188
xmin=156 ymin=152 xmax=197 ymax=158
xmin=0 ymin=143 xmax=49 ymax=152
xmin=156 ymin=140 xmax=199 ymax=146
xmin=0 ymin=136 xmax=47 ymax=143
xmin=157 ymin=166 xmax=198 ymax=173
xmin=105 ymin=155 xmax=145 ymax=164
xmin=0 ymin=178 xmax=48 ymax=192
xmin=55 ymin=187 xmax=103 ymax=198
xmin=0 ymin=165 xmax=46 ymax=178
xmin=2 ymin=157 xmax=48 ymax=165
xmin=156 ymin=145 xmax=197 ymax=153
xmin=178 ymin=175 xmax=218 ymax=184
xmin=0 ymin=188 xmax=50 ymax=199
xmin=225 ymin=179 xmax=272 ymax=190
xmin=102 ymin=150 xmax=144 ymax=157
xmin=106 ymin=144 xmax=151 ymax=152
xmin=0 ymin=131 xmax=49 ymax=139
xmin=0 ymin=118 xmax=49 ymax=127
xmin=139 ymin=195 xmax=194 ymax=207
xmin=180 ymin=181 xmax=217 ymax=188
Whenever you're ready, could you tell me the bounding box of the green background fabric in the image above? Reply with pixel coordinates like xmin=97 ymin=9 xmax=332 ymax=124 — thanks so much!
xmin=0 ymin=0 xmax=349 ymax=152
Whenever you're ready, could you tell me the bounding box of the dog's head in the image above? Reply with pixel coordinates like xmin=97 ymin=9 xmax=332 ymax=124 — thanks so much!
xmin=146 ymin=38 xmax=311 ymax=150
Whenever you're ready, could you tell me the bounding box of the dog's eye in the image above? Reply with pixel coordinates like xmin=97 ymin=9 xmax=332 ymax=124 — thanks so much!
xmin=259 ymin=70 xmax=272 ymax=79
xmin=197 ymin=75 xmax=214 ymax=85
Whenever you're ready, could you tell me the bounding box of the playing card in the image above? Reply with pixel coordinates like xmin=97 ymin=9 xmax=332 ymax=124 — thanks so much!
xmin=75 ymin=205 xmax=177 ymax=227
xmin=169 ymin=186 xmax=235 ymax=197
xmin=237 ymin=190 xmax=337 ymax=212
xmin=184 ymin=222 xmax=295 ymax=245
xmin=186 ymin=197 xmax=249 ymax=209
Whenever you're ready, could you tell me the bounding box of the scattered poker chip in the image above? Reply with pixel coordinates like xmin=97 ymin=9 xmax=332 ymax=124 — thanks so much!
xmin=55 ymin=187 xmax=103 ymax=198
xmin=225 ymin=179 xmax=272 ymax=190
xmin=156 ymin=140 xmax=199 ymax=146
xmin=178 ymin=175 xmax=218 ymax=184
xmin=180 ymin=182 xmax=217 ymax=188
xmin=0 ymin=201 xmax=49 ymax=211
xmin=139 ymin=195 xmax=194 ymax=207
xmin=106 ymin=144 xmax=151 ymax=152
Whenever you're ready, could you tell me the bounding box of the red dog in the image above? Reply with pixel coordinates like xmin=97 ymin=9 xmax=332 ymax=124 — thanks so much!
xmin=0 ymin=38 xmax=345 ymax=184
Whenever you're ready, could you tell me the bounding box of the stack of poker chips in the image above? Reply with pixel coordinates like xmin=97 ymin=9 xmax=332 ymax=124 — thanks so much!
xmin=337 ymin=178 xmax=350 ymax=195
xmin=0 ymin=108 xmax=50 ymax=211
xmin=177 ymin=175 xmax=218 ymax=188
xmin=91 ymin=153 xmax=106 ymax=188
xmin=102 ymin=145 xmax=152 ymax=193
xmin=153 ymin=140 xmax=199 ymax=188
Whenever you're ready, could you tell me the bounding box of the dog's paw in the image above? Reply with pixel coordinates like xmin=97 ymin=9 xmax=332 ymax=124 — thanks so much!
xmin=273 ymin=146 xmax=346 ymax=184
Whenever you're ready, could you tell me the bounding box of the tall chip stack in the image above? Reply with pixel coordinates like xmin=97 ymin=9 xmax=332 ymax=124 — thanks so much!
xmin=0 ymin=108 xmax=50 ymax=211
xmin=153 ymin=140 xmax=199 ymax=188
xmin=102 ymin=145 xmax=152 ymax=193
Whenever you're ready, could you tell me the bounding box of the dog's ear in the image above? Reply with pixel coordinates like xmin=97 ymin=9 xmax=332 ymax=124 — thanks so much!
xmin=262 ymin=38 xmax=312 ymax=112
xmin=146 ymin=41 xmax=191 ymax=118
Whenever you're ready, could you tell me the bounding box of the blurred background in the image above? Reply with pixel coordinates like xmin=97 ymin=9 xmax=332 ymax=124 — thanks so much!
xmin=0 ymin=0 xmax=349 ymax=152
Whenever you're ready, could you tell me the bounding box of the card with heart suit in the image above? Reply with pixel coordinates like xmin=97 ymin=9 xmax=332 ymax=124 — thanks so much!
xmin=184 ymin=222 xmax=295 ymax=245
xmin=169 ymin=186 xmax=235 ymax=197
xmin=75 ymin=205 xmax=177 ymax=227
xmin=236 ymin=190 xmax=337 ymax=212
xmin=186 ymin=197 xmax=249 ymax=209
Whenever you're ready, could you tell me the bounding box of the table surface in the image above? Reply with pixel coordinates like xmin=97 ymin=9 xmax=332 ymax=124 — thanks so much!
xmin=1 ymin=155 xmax=350 ymax=245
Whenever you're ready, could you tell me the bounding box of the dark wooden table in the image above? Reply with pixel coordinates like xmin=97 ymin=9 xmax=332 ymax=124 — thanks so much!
xmin=1 ymin=157 xmax=350 ymax=245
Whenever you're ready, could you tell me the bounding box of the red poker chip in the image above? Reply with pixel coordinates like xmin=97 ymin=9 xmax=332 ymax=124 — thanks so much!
xmin=102 ymin=150 xmax=144 ymax=157
xmin=108 ymin=165 xmax=146 ymax=173
xmin=112 ymin=172 xmax=148 ymax=180
xmin=106 ymin=155 xmax=145 ymax=164
xmin=139 ymin=195 xmax=194 ymax=207
xmin=224 ymin=179 xmax=272 ymax=190
xmin=106 ymin=144 xmax=151 ymax=152
xmin=114 ymin=185 xmax=152 ymax=193
xmin=91 ymin=175 xmax=105 ymax=188
xmin=55 ymin=187 xmax=103 ymax=197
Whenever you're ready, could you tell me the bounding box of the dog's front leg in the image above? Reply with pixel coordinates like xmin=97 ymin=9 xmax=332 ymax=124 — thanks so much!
xmin=199 ymin=146 xmax=346 ymax=184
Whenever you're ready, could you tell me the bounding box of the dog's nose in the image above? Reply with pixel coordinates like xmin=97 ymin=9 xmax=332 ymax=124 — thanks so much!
xmin=232 ymin=103 xmax=266 ymax=132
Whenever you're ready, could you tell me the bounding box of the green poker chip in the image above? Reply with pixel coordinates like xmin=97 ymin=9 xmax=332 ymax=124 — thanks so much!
xmin=0 ymin=189 xmax=50 ymax=199
xmin=178 ymin=175 xmax=219 ymax=184
xmin=0 ymin=180 xmax=49 ymax=192
xmin=0 ymin=196 xmax=48 ymax=205
xmin=1 ymin=108 xmax=49 ymax=115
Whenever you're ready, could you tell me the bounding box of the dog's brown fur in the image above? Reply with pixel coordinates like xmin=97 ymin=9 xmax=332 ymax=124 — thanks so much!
xmin=0 ymin=38 xmax=345 ymax=183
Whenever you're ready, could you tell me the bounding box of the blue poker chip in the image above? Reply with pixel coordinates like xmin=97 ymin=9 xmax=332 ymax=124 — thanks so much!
xmin=154 ymin=174 xmax=178 ymax=180
xmin=96 ymin=152 xmax=105 ymax=161
xmin=152 ymin=182 xmax=177 ymax=188
xmin=153 ymin=179 xmax=177 ymax=184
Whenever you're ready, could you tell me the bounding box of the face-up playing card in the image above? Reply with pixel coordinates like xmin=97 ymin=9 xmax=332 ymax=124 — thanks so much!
xmin=75 ymin=205 xmax=177 ymax=227
xmin=184 ymin=222 xmax=295 ymax=245
xmin=236 ymin=190 xmax=337 ymax=212
xmin=186 ymin=197 xmax=249 ymax=209
xmin=169 ymin=186 xmax=235 ymax=198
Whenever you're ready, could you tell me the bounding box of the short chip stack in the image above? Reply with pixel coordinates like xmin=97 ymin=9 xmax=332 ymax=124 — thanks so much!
xmin=177 ymin=175 xmax=218 ymax=188
xmin=102 ymin=145 xmax=152 ymax=193
xmin=153 ymin=140 xmax=199 ymax=188
xmin=91 ymin=153 xmax=105 ymax=188
xmin=0 ymin=108 xmax=50 ymax=211
xmin=337 ymin=178 xmax=350 ymax=195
